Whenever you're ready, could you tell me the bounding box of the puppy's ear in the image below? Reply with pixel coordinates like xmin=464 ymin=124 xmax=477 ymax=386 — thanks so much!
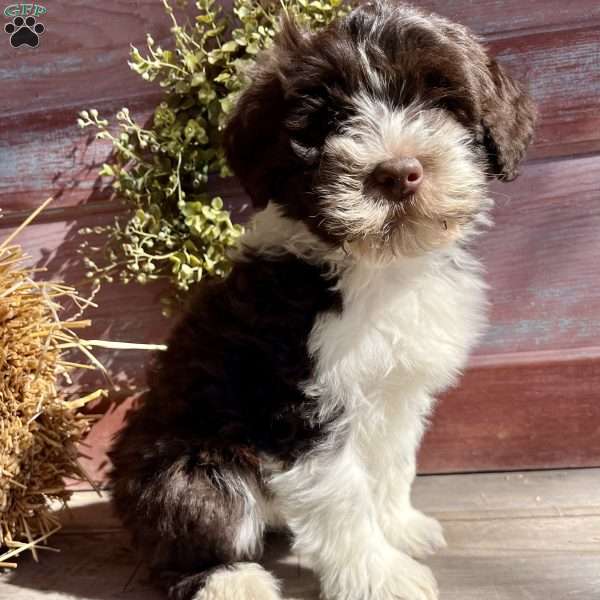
xmin=223 ymin=20 xmax=305 ymax=208
xmin=481 ymin=60 xmax=537 ymax=181
xmin=223 ymin=67 xmax=285 ymax=208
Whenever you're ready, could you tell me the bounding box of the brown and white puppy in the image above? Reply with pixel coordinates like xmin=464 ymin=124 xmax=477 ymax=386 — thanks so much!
xmin=109 ymin=2 xmax=536 ymax=599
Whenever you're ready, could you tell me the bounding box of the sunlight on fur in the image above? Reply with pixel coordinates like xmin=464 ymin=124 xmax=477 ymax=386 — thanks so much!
xmin=108 ymin=2 xmax=536 ymax=599
xmin=319 ymin=94 xmax=492 ymax=259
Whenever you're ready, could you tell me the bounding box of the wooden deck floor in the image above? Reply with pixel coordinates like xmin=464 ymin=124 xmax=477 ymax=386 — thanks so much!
xmin=2 ymin=469 xmax=599 ymax=599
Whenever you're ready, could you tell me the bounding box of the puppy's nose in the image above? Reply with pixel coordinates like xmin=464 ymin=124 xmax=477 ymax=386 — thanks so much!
xmin=370 ymin=158 xmax=424 ymax=200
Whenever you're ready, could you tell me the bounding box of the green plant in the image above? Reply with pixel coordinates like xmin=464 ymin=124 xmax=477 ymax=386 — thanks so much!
xmin=78 ymin=0 xmax=349 ymax=314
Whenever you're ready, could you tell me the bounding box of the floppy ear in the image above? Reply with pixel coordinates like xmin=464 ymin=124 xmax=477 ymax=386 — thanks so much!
xmin=223 ymin=20 xmax=308 ymax=209
xmin=222 ymin=64 xmax=287 ymax=209
xmin=481 ymin=60 xmax=537 ymax=181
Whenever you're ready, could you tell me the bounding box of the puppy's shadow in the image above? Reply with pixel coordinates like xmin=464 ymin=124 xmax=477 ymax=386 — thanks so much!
xmin=5 ymin=502 xmax=318 ymax=600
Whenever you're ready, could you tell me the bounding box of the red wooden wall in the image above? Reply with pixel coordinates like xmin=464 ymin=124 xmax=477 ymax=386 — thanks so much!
xmin=1 ymin=1 xmax=599 ymax=480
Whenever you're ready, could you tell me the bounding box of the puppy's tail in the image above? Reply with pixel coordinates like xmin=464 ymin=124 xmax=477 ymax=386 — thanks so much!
xmin=164 ymin=563 xmax=282 ymax=600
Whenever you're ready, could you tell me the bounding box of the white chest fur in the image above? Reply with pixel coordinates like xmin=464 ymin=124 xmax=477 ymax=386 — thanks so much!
xmin=305 ymin=246 xmax=488 ymax=424
xmin=242 ymin=204 xmax=487 ymax=433
xmin=268 ymin=241 xmax=487 ymax=597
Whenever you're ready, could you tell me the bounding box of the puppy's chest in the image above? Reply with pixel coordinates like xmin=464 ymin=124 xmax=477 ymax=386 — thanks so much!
xmin=309 ymin=255 xmax=486 ymax=396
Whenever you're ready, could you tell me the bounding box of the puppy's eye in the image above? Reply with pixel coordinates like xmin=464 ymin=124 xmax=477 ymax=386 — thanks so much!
xmin=290 ymin=139 xmax=320 ymax=165
xmin=328 ymin=106 xmax=352 ymax=133
xmin=425 ymin=72 xmax=452 ymax=89
xmin=328 ymin=114 xmax=345 ymax=135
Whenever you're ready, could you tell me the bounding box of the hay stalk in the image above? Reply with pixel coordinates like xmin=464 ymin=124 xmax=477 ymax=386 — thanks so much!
xmin=0 ymin=199 xmax=104 ymax=567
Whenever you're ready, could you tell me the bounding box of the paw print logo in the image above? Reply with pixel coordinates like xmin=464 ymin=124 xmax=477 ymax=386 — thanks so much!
xmin=4 ymin=16 xmax=45 ymax=48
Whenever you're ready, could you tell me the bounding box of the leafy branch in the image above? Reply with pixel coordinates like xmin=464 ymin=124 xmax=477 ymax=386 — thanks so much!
xmin=78 ymin=0 xmax=349 ymax=315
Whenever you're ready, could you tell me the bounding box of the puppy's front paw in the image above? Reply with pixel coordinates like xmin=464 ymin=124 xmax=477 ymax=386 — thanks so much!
xmin=378 ymin=554 xmax=438 ymax=600
xmin=321 ymin=550 xmax=438 ymax=600
xmin=385 ymin=509 xmax=447 ymax=559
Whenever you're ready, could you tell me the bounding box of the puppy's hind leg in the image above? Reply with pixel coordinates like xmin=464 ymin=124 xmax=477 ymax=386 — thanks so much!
xmin=109 ymin=423 xmax=281 ymax=600
xmin=271 ymin=444 xmax=438 ymax=600
xmin=168 ymin=563 xmax=281 ymax=600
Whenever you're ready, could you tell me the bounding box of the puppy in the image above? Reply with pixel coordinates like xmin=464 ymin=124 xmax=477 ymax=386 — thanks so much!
xmin=109 ymin=2 xmax=536 ymax=599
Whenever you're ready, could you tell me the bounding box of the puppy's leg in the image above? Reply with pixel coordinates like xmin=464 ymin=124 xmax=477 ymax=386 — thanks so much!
xmin=109 ymin=417 xmax=280 ymax=600
xmin=270 ymin=441 xmax=438 ymax=600
xmin=167 ymin=563 xmax=281 ymax=600
xmin=373 ymin=389 xmax=446 ymax=559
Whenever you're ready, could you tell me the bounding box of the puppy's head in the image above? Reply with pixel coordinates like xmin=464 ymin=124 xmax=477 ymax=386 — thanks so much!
xmin=224 ymin=0 xmax=536 ymax=256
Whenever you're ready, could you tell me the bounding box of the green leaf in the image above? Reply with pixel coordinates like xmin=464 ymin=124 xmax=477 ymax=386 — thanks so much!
xmin=191 ymin=72 xmax=206 ymax=86
xmin=211 ymin=196 xmax=224 ymax=210
xmin=79 ymin=0 xmax=354 ymax=305
xmin=99 ymin=164 xmax=115 ymax=177
xmin=207 ymin=49 xmax=223 ymax=64
xmin=175 ymin=80 xmax=191 ymax=94
xmin=213 ymin=71 xmax=231 ymax=83
xmin=184 ymin=53 xmax=198 ymax=72
xmin=221 ymin=40 xmax=238 ymax=53
xmin=219 ymin=96 xmax=234 ymax=114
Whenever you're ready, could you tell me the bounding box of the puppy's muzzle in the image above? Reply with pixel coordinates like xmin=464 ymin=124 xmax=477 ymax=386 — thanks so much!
xmin=369 ymin=157 xmax=424 ymax=201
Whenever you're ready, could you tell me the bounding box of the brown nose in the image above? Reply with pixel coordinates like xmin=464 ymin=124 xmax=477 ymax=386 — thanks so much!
xmin=370 ymin=158 xmax=424 ymax=200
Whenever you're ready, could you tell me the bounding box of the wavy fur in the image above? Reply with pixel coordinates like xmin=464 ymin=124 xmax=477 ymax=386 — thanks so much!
xmin=109 ymin=2 xmax=535 ymax=599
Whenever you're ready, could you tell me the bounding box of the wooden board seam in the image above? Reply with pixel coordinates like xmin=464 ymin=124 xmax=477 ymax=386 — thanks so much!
xmin=484 ymin=18 xmax=600 ymax=41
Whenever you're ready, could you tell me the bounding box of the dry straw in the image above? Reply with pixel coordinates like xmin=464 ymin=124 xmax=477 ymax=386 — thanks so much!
xmin=0 ymin=198 xmax=107 ymax=568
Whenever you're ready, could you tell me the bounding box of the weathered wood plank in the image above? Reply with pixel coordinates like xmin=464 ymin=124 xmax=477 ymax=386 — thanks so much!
xmin=420 ymin=349 xmax=600 ymax=473
xmin=418 ymin=0 xmax=600 ymax=36
xmin=0 ymin=0 xmax=195 ymax=117
xmin=6 ymin=534 xmax=595 ymax=600
xmin=0 ymin=96 xmax=253 ymax=216
xmin=0 ymin=97 xmax=158 ymax=215
xmin=487 ymin=26 xmax=600 ymax=160
xmin=477 ymin=153 xmax=600 ymax=355
xmin=74 ymin=347 xmax=600 ymax=486
xmin=1 ymin=6 xmax=599 ymax=213
xmin=4 ymin=153 xmax=598 ymax=358
xmin=4 ymin=470 xmax=600 ymax=599
xmin=1 ymin=0 xmax=598 ymax=117
xmin=60 ymin=468 xmax=600 ymax=527
xmin=414 ymin=468 xmax=600 ymax=518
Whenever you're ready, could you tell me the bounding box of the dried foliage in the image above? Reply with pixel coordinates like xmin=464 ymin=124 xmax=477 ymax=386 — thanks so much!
xmin=0 ymin=201 xmax=106 ymax=568
xmin=79 ymin=0 xmax=350 ymax=312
